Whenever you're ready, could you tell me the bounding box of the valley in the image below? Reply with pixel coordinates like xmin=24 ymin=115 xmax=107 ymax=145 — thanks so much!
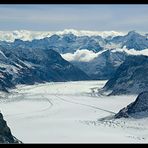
xmin=0 ymin=81 xmax=148 ymax=143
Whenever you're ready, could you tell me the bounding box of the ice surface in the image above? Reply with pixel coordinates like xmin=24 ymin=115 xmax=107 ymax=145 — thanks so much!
xmin=0 ymin=81 xmax=148 ymax=143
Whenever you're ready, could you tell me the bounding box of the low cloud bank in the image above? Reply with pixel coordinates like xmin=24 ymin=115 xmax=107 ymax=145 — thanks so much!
xmin=62 ymin=47 xmax=148 ymax=62
xmin=61 ymin=49 xmax=106 ymax=62
xmin=112 ymin=46 xmax=148 ymax=56
xmin=0 ymin=29 xmax=125 ymax=42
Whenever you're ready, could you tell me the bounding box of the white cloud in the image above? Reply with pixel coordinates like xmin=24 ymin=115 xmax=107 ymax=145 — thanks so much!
xmin=62 ymin=47 xmax=148 ymax=63
xmin=56 ymin=29 xmax=126 ymax=38
xmin=0 ymin=29 xmax=125 ymax=42
xmin=0 ymin=30 xmax=53 ymax=42
xmin=111 ymin=46 xmax=148 ymax=56
xmin=61 ymin=49 xmax=106 ymax=62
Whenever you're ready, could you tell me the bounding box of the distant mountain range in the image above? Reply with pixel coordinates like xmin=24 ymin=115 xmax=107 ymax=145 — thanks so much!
xmin=1 ymin=30 xmax=148 ymax=53
xmin=0 ymin=30 xmax=148 ymax=92
xmin=1 ymin=30 xmax=148 ymax=80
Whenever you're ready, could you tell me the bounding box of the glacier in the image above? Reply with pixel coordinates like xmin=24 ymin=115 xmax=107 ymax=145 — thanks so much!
xmin=0 ymin=81 xmax=148 ymax=143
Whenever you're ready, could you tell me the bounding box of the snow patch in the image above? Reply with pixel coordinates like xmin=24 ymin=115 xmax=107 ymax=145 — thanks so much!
xmin=0 ymin=50 xmax=8 ymax=59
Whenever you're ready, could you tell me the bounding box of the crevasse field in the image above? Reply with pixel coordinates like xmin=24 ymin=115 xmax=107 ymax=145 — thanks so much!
xmin=0 ymin=81 xmax=148 ymax=143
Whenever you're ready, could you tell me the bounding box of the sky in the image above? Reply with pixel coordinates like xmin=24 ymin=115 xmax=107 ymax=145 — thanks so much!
xmin=0 ymin=4 xmax=148 ymax=32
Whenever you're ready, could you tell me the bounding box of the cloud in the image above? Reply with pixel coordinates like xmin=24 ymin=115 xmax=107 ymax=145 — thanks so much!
xmin=56 ymin=29 xmax=125 ymax=38
xmin=61 ymin=49 xmax=106 ymax=62
xmin=62 ymin=47 xmax=148 ymax=63
xmin=0 ymin=29 xmax=125 ymax=42
xmin=111 ymin=46 xmax=148 ymax=56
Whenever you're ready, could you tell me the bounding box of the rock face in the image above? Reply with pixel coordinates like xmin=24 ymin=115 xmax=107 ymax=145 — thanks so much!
xmin=0 ymin=112 xmax=21 ymax=143
xmin=115 ymin=92 xmax=148 ymax=118
xmin=104 ymin=55 xmax=148 ymax=95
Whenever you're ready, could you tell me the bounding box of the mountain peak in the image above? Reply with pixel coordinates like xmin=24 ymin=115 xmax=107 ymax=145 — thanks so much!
xmin=127 ymin=30 xmax=139 ymax=36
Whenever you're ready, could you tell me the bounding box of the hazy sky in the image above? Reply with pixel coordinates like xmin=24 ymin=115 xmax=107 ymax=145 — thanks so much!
xmin=0 ymin=4 xmax=148 ymax=32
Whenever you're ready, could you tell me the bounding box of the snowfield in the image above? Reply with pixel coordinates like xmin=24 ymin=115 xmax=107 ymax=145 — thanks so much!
xmin=0 ymin=80 xmax=148 ymax=143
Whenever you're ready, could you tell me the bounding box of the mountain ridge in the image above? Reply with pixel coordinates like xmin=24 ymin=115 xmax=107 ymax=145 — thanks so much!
xmin=0 ymin=45 xmax=90 ymax=92
xmin=115 ymin=91 xmax=148 ymax=118
xmin=103 ymin=55 xmax=148 ymax=95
